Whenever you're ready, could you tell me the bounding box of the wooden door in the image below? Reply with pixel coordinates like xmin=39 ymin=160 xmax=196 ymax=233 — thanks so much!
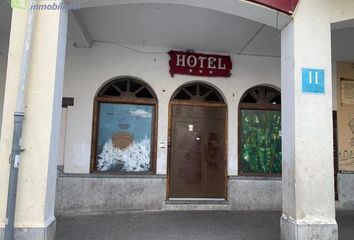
xmin=169 ymin=104 xmax=226 ymax=198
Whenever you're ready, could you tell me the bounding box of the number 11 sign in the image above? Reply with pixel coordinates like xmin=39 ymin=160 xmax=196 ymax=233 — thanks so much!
xmin=302 ymin=68 xmax=325 ymax=94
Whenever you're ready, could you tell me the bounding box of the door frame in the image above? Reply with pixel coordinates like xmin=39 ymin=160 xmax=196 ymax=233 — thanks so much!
xmin=167 ymin=100 xmax=228 ymax=200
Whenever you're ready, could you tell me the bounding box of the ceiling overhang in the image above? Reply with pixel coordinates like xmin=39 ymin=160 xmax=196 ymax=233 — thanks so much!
xmin=71 ymin=0 xmax=292 ymax=29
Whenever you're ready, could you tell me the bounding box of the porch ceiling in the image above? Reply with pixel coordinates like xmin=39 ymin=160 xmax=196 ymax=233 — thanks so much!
xmin=1 ymin=3 xmax=354 ymax=62
xmin=67 ymin=4 xmax=354 ymax=61
xmin=74 ymin=3 xmax=282 ymax=57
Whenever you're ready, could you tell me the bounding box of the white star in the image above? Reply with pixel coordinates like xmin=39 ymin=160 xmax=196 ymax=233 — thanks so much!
xmin=209 ymin=70 xmax=213 ymax=74
xmin=189 ymin=69 xmax=193 ymax=73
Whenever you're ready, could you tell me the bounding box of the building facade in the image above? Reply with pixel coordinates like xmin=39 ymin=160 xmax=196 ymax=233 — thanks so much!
xmin=1 ymin=0 xmax=354 ymax=239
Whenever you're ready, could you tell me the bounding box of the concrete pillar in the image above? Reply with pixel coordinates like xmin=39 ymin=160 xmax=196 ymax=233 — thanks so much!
xmin=281 ymin=1 xmax=337 ymax=239
xmin=0 ymin=4 xmax=68 ymax=240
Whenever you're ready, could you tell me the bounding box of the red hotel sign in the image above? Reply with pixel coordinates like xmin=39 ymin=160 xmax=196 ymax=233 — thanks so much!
xmin=246 ymin=0 xmax=299 ymax=14
xmin=168 ymin=51 xmax=232 ymax=78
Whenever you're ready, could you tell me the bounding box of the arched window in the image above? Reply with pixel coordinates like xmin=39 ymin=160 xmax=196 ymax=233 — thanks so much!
xmin=91 ymin=77 xmax=157 ymax=173
xmin=238 ymin=86 xmax=281 ymax=175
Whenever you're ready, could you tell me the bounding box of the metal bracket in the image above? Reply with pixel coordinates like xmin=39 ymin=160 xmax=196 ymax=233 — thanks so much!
xmin=14 ymin=155 xmax=21 ymax=169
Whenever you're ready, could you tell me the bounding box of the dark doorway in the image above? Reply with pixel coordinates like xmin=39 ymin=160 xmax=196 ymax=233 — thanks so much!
xmin=168 ymin=83 xmax=227 ymax=199
xmin=333 ymin=111 xmax=339 ymax=200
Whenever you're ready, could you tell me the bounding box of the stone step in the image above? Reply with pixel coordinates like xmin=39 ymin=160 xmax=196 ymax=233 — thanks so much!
xmin=163 ymin=199 xmax=230 ymax=211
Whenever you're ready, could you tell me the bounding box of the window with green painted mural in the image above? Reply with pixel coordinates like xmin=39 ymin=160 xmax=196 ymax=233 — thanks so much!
xmin=239 ymin=86 xmax=281 ymax=175
xmin=240 ymin=110 xmax=282 ymax=174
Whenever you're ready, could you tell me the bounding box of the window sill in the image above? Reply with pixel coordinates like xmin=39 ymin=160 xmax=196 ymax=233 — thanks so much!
xmin=58 ymin=172 xmax=166 ymax=179
xmin=229 ymin=175 xmax=282 ymax=181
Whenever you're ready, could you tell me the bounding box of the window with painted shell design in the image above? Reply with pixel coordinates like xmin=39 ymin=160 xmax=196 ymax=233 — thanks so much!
xmin=92 ymin=78 xmax=157 ymax=173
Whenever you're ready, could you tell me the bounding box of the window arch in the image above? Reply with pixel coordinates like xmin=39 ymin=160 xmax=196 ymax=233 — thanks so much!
xmin=238 ymin=86 xmax=281 ymax=176
xmin=171 ymin=82 xmax=225 ymax=103
xmin=91 ymin=77 xmax=157 ymax=173
xmin=98 ymin=78 xmax=156 ymax=99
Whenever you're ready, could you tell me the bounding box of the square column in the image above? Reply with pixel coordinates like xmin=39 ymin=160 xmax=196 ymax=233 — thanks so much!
xmin=0 ymin=5 xmax=68 ymax=240
xmin=281 ymin=1 xmax=337 ymax=240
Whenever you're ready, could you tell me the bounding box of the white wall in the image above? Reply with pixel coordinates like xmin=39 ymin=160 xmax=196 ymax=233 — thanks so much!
xmin=62 ymin=41 xmax=281 ymax=175
xmin=0 ymin=35 xmax=9 ymax=136
xmin=58 ymin=108 xmax=68 ymax=166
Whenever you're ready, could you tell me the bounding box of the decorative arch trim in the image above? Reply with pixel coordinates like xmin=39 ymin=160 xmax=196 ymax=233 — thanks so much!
xmin=171 ymin=82 xmax=225 ymax=104
xmin=239 ymin=86 xmax=281 ymax=110
xmin=97 ymin=77 xmax=157 ymax=100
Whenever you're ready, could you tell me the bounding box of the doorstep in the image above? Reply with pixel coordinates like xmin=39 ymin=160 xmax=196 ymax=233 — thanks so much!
xmin=163 ymin=198 xmax=230 ymax=211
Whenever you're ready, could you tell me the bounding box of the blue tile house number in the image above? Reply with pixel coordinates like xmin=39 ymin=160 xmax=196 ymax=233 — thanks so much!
xmin=302 ymin=68 xmax=325 ymax=94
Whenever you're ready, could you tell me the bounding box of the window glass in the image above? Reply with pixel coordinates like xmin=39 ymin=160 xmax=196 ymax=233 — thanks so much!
xmin=96 ymin=103 xmax=153 ymax=172
xmin=240 ymin=109 xmax=281 ymax=174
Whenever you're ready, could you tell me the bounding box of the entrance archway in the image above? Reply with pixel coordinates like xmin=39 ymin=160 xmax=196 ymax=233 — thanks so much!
xmin=168 ymin=82 xmax=227 ymax=199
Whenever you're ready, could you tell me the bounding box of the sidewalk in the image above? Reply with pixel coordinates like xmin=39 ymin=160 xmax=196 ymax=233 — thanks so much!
xmin=56 ymin=210 xmax=354 ymax=240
